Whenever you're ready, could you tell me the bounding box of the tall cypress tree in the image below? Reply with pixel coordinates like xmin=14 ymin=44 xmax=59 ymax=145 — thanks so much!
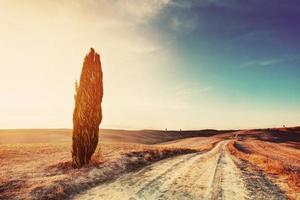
xmin=72 ymin=48 xmax=103 ymax=168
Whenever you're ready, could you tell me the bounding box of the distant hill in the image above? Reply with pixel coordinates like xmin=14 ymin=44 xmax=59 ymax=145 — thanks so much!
xmin=0 ymin=128 xmax=233 ymax=145
xmin=236 ymin=126 xmax=300 ymax=144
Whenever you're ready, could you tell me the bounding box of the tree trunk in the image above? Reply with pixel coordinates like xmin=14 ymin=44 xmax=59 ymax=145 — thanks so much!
xmin=72 ymin=48 xmax=103 ymax=168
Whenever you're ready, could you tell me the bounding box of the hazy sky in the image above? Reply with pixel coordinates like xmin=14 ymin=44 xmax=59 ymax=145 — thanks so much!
xmin=1 ymin=0 xmax=300 ymax=129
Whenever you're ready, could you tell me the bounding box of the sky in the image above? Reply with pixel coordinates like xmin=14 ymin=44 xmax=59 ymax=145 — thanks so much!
xmin=0 ymin=0 xmax=299 ymax=130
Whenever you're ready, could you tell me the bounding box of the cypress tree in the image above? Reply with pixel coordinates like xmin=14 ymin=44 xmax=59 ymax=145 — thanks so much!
xmin=72 ymin=48 xmax=103 ymax=168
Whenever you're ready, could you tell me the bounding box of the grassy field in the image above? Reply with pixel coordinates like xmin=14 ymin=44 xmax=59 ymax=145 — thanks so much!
xmin=2 ymin=128 xmax=299 ymax=199
xmin=0 ymin=129 xmax=230 ymax=200
xmin=228 ymin=127 xmax=300 ymax=200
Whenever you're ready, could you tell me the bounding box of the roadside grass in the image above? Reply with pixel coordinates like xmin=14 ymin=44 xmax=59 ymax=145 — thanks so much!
xmin=228 ymin=140 xmax=300 ymax=200
xmin=0 ymin=141 xmax=212 ymax=200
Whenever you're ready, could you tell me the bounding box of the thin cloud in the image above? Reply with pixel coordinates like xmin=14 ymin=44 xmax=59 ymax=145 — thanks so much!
xmin=168 ymin=0 xmax=236 ymax=9
xmin=73 ymin=0 xmax=170 ymax=26
xmin=175 ymin=82 xmax=213 ymax=98
xmin=234 ymin=30 xmax=278 ymax=42
xmin=241 ymin=54 xmax=300 ymax=68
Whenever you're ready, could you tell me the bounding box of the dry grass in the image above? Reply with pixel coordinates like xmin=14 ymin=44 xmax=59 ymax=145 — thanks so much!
xmin=0 ymin=141 xmax=204 ymax=200
xmin=228 ymin=140 xmax=300 ymax=200
xmin=159 ymin=137 xmax=221 ymax=151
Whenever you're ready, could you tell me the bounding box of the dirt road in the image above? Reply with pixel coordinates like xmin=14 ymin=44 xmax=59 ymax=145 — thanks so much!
xmin=73 ymin=141 xmax=287 ymax=200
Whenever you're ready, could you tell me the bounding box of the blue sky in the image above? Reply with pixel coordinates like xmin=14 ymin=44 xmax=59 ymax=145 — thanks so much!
xmin=151 ymin=0 xmax=300 ymax=115
xmin=0 ymin=0 xmax=299 ymax=129
xmin=160 ymin=1 xmax=299 ymax=92
xmin=143 ymin=0 xmax=300 ymax=128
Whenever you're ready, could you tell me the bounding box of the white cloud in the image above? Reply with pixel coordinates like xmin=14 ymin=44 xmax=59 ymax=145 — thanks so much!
xmin=71 ymin=0 xmax=170 ymax=26
xmin=168 ymin=0 xmax=235 ymax=9
xmin=242 ymin=59 xmax=281 ymax=67
xmin=241 ymin=54 xmax=300 ymax=68
xmin=173 ymin=82 xmax=213 ymax=109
